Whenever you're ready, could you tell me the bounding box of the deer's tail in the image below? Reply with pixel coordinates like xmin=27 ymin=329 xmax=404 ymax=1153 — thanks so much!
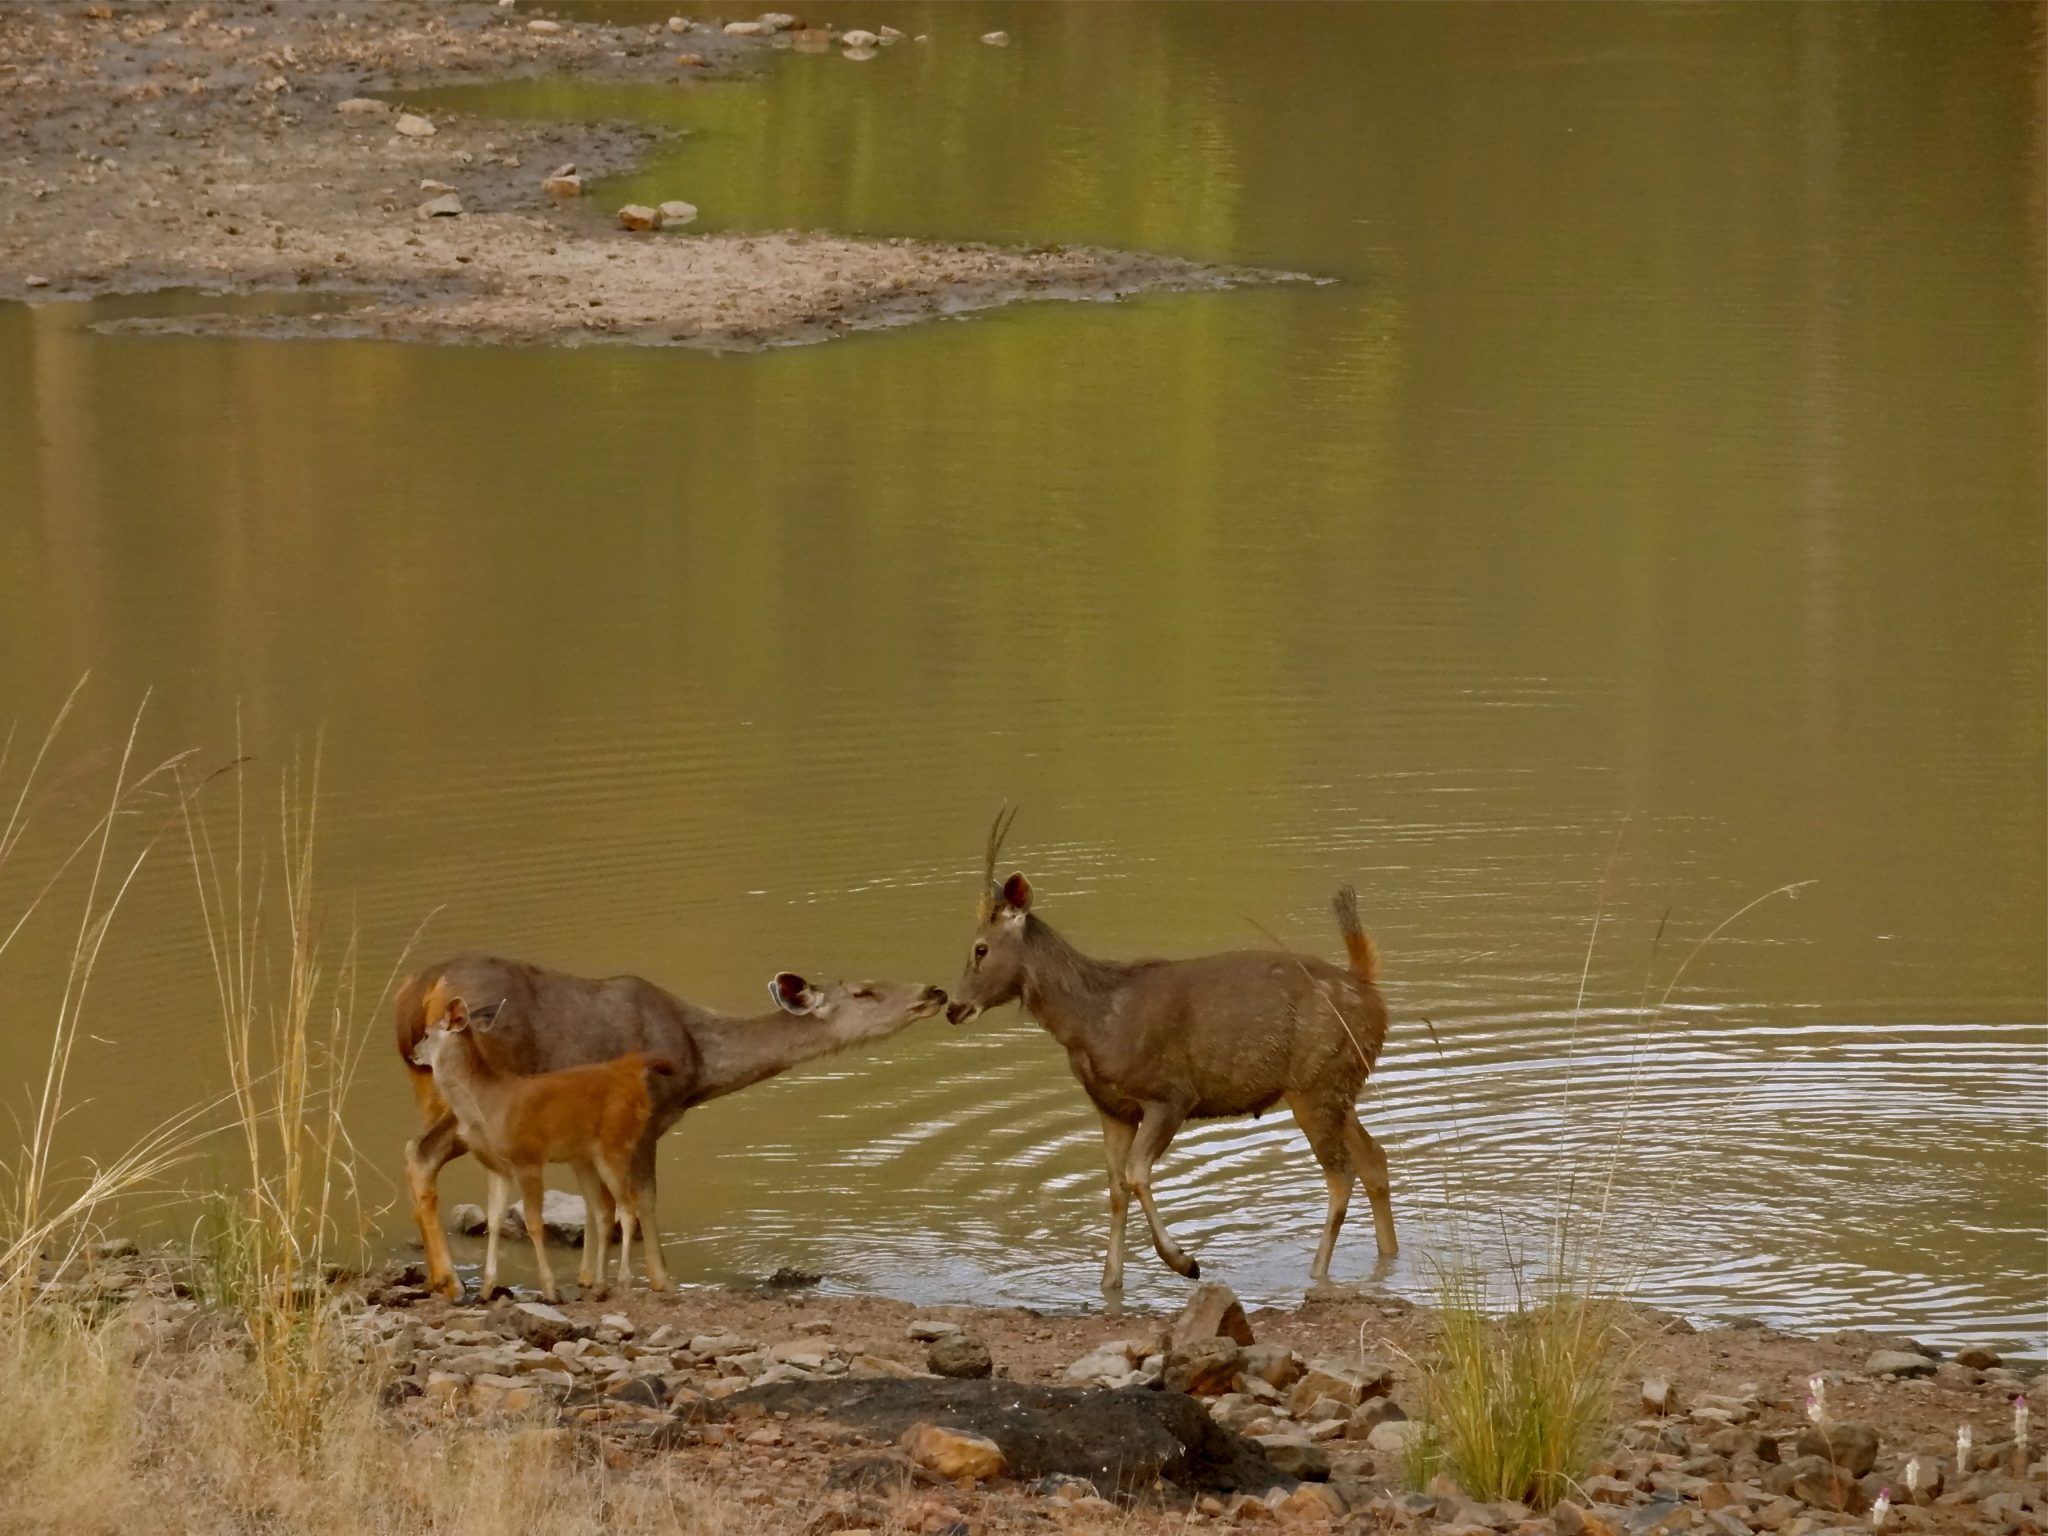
xmin=1331 ymin=884 xmax=1380 ymax=986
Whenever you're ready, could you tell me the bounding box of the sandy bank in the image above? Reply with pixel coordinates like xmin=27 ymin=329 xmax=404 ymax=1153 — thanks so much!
xmin=0 ymin=0 xmax=1282 ymax=349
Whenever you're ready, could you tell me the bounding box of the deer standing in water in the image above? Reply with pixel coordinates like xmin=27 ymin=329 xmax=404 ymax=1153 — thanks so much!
xmin=397 ymin=961 xmax=948 ymax=1300
xmin=945 ymin=812 xmax=1395 ymax=1296
xmin=411 ymin=997 xmax=674 ymax=1300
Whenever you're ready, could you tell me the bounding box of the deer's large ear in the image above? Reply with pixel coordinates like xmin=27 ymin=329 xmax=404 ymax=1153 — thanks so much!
xmin=770 ymin=972 xmax=820 ymax=1015
xmin=1000 ymin=872 xmax=1033 ymax=914
xmin=444 ymin=998 xmax=470 ymax=1032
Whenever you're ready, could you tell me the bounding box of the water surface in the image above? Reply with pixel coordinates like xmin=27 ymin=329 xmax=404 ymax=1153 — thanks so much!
xmin=2 ymin=2 xmax=2043 ymax=1351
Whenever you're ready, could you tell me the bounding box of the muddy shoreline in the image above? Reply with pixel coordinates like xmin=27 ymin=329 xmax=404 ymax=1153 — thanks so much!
xmin=0 ymin=0 xmax=1285 ymax=349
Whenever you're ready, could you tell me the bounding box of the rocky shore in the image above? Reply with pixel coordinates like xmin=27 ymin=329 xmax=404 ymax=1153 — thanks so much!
xmin=60 ymin=1236 xmax=2044 ymax=1536
xmin=0 ymin=0 xmax=1282 ymax=348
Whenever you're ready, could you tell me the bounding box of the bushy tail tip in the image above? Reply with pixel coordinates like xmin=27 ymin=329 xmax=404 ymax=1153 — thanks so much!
xmin=1332 ymin=884 xmax=1379 ymax=985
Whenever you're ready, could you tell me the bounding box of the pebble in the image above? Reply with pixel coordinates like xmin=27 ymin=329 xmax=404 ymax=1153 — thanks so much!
xmin=980 ymin=30 xmax=1009 ymax=46
xmin=667 ymin=17 xmax=689 ymax=33
xmin=840 ymin=29 xmax=880 ymax=48
xmin=417 ymin=192 xmax=462 ymax=218
xmin=925 ymin=1334 xmax=993 ymax=1379
xmin=724 ymin=21 xmax=766 ymax=36
xmin=336 ymin=97 xmax=390 ymax=116
xmin=658 ymin=200 xmax=698 ymax=226
xmin=899 ymin=1421 xmax=1005 ymax=1481
xmin=543 ymin=174 xmax=584 ymax=198
xmin=394 ymin=113 xmax=436 ymax=139
xmin=617 ymin=204 xmax=662 ymax=231
xmin=526 ymin=18 xmax=562 ymax=33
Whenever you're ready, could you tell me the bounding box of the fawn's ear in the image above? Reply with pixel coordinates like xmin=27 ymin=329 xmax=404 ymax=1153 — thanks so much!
xmin=770 ymin=972 xmax=820 ymax=1015
xmin=1000 ymin=872 xmax=1032 ymax=914
xmin=444 ymin=997 xmax=470 ymax=1032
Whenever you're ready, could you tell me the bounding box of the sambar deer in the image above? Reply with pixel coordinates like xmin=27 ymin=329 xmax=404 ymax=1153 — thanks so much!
xmin=411 ymin=997 xmax=673 ymax=1300
xmin=397 ymin=960 xmax=948 ymax=1300
xmin=945 ymin=812 xmax=1395 ymax=1296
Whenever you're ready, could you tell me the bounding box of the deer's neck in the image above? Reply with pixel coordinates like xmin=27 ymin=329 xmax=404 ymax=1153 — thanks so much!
xmin=429 ymin=1037 xmax=508 ymax=1152
xmin=689 ymin=1011 xmax=869 ymax=1102
xmin=1018 ymin=917 xmax=1128 ymax=1048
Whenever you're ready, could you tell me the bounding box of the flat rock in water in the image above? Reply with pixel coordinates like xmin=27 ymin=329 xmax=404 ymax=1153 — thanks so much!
xmin=709 ymin=1377 xmax=1290 ymax=1495
xmin=657 ymin=200 xmax=698 ymax=226
xmin=980 ymin=30 xmax=1008 ymax=46
xmin=542 ymin=174 xmax=583 ymax=198
xmin=617 ymin=204 xmax=661 ymax=232
xmin=1954 ymin=1345 xmax=2002 ymax=1370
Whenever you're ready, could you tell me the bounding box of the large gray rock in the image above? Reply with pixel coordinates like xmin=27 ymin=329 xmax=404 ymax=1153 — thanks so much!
xmin=1864 ymin=1350 xmax=1935 ymax=1379
xmin=497 ymin=1300 xmax=589 ymax=1350
xmin=708 ymin=1377 xmax=1290 ymax=1495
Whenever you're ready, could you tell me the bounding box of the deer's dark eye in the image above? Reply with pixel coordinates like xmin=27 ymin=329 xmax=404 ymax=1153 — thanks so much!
xmin=973 ymin=942 xmax=989 ymax=963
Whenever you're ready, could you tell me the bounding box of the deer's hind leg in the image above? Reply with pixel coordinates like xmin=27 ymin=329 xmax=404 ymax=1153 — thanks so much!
xmin=481 ymin=1166 xmax=513 ymax=1301
xmin=1286 ymin=1092 xmax=1357 ymax=1287
xmin=1125 ymin=1101 xmax=1198 ymax=1280
xmin=1342 ymin=1109 xmax=1397 ymax=1258
xmin=630 ymin=1135 xmax=670 ymax=1292
xmin=404 ymin=1099 xmax=467 ymax=1301
xmin=1096 ymin=1111 xmax=1137 ymax=1297
xmin=519 ymin=1170 xmax=561 ymax=1302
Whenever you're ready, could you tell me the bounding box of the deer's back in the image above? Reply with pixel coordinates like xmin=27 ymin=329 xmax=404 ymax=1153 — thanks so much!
xmin=494 ymin=1053 xmax=671 ymax=1163
xmin=398 ymin=955 xmax=707 ymax=1088
xmin=1081 ymin=950 xmax=1385 ymax=1120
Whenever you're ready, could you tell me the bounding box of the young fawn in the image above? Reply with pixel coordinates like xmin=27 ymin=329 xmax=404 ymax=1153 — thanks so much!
xmin=411 ymin=997 xmax=675 ymax=1300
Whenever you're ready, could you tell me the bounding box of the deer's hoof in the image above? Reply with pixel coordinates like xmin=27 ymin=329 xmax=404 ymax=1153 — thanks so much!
xmin=1185 ymin=1259 xmax=1201 ymax=1280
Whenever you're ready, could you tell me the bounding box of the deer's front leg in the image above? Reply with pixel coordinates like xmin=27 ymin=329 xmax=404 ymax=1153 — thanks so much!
xmin=1097 ymin=1111 xmax=1136 ymax=1297
xmin=1124 ymin=1101 xmax=1198 ymax=1280
xmin=481 ymin=1168 xmax=511 ymax=1301
xmin=405 ymin=1111 xmax=466 ymax=1301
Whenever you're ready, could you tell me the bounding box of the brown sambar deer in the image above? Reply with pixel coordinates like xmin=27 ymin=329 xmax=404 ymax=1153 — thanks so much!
xmin=398 ymin=958 xmax=948 ymax=1300
xmin=945 ymin=816 xmax=1395 ymax=1296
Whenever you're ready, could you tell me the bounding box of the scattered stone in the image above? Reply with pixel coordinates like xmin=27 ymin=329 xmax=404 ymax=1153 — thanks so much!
xmin=1554 ymin=1499 xmax=1624 ymax=1536
xmin=1289 ymin=1358 xmax=1392 ymax=1415
xmin=417 ymin=192 xmax=462 ymax=217
xmin=1276 ymin=1483 xmax=1346 ymax=1521
xmin=840 ymin=29 xmax=879 ymax=48
xmin=1643 ymin=1374 xmax=1677 ymax=1415
xmin=24 ymin=276 xmax=51 ymax=290
xmin=1794 ymin=1421 xmax=1878 ymax=1477
xmin=1064 ymin=1341 xmax=1145 ymax=1387
xmin=526 ymin=18 xmax=562 ymax=33
xmin=1955 ymin=1345 xmax=2003 ymax=1370
xmin=1864 ymin=1350 xmax=1935 ymax=1379
xmin=337 ymin=97 xmax=390 ymax=117
xmin=1347 ymin=1399 xmax=1405 ymax=1437
xmin=899 ymin=1421 xmax=1006 ymax=1482
xmin=618 ymin=204 xmax=662 ymax=231
xmin=1365 ymin=1419 xmax=1424 ymax=1456
xmin=1239 ymin=1343 xmax=1301 ymax=1389
xmin=980 ymin=30 xmax=1009 ymax=46
xmin=394 ymin=113 xmax=436 ymax=138
xmin=1172 ymin=1282 xmax=1257 ymax=1350
xmin=1583 ymin=1475 xmax=1640 ymax=1506
xmin=925 ymin=1335 xmax=993 ymax=1380
xmin=543 ymin=174 xmax=583 ymax=198
xmin=877 ymin=24 xmax=903 ymax=42
xmin=89 ymin=1238 xmax=139 ymax=1261
xmin=907 ymin=1320 xmax=963 ymax=1343
xmin=500 ymin=1301 xmax=588 ymax=1350
xmin=724 ymin=20 xmax=765 ymax=35
xmin=1164 ymin=1337 xmax=1242 ymax=1397
xmin=667 ymin=17 xmax=689 ymax=32
xmin=658 ymin=200 xmax=698 ymax=226
xmin=1779 ymin=1455 xmax=1867 ymax=1513
xmin=1253 ymin=1435 xmax=1329 ymax=1481
xmin=757 ymin=12 xmax=799 ymax=30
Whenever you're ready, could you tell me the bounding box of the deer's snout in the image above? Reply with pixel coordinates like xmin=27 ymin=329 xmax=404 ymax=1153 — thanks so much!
xmin=946 ymin=999 xmax=982 ymax=1026
xmin=912 ymin=984 xmax=948 ymax=1018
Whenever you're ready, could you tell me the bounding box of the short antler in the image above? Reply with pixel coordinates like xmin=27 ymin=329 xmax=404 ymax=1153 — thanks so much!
xmin=978 ymin=804 xmax=1018 ymax=915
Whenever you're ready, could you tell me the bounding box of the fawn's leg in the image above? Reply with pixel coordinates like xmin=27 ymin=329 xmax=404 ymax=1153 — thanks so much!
xmin=520 ymin=1171 xmax=559 ymax=1301
xmin=1124 ymin=1101 xmax=1198 ymax=1279
xmin=1096 ymin=1111 xmax=1136 ymax=1297
xmin=595 ymin=1154 xmax=636 ymax=1292
xmin=481 ymin=1168 xmax=511 ymax=1301
xmin=572 ymin=1161 xmax=611 ymax=1294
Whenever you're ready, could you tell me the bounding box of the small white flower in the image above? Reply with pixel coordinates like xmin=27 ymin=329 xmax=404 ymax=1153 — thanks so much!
xmin=1957 ymin=1422 xmax=1973 ymax=1470
xmin=1872 ymin=1489 xmax=1892 ymax=1529
xmin=2016 ymin=1395 xmax=2030 ymax=1445
xmin=1904 ymin=1458 xmax=1921 ymax=1495
xmin=1809 ymin=1373 xmax=1828 ymax=1416
xmin=1806 ymin=1393 xmax=1823 ymax=1426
